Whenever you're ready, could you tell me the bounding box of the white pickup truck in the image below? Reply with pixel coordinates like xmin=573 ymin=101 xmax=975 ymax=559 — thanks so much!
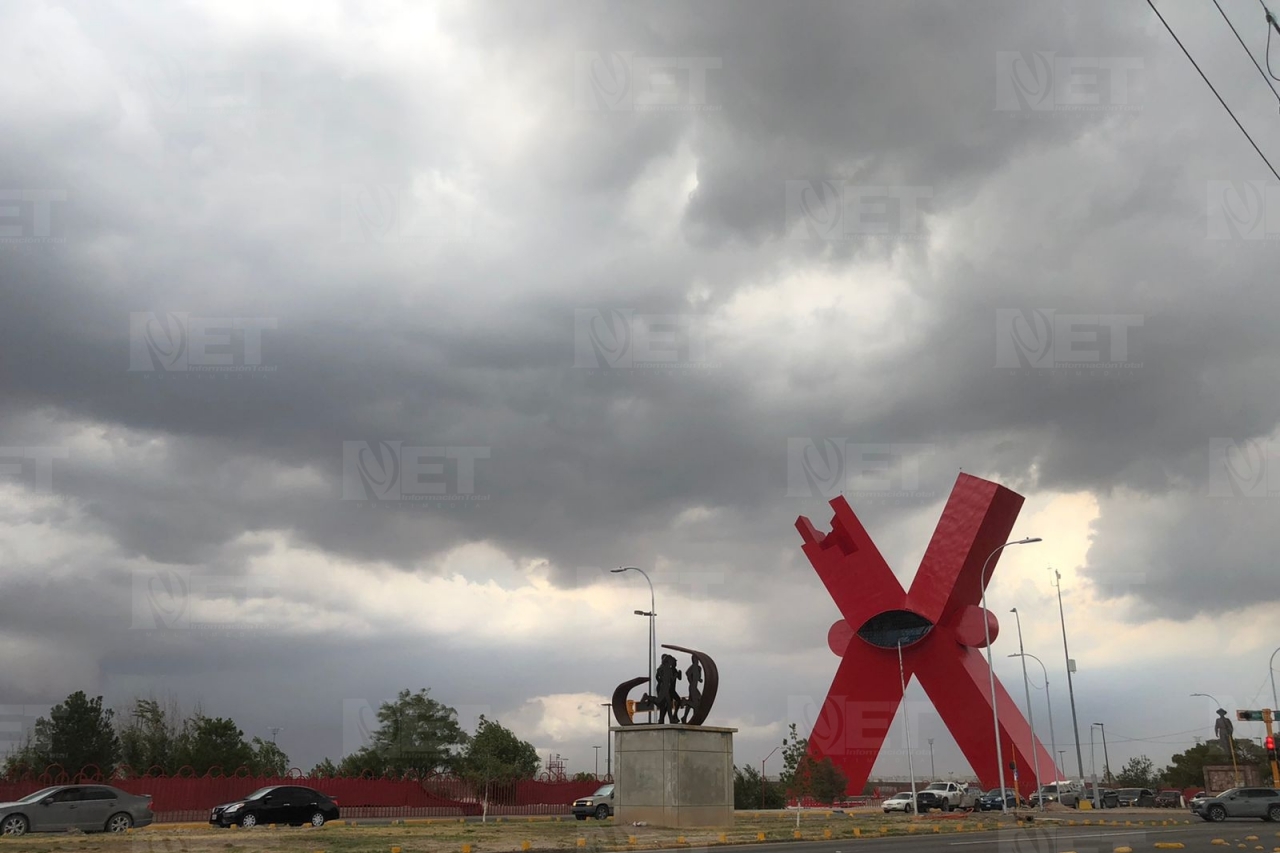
xmin=922 ymin=781 xmax=980 ymax=811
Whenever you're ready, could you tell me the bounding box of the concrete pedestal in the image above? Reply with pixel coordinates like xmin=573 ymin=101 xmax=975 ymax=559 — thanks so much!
xmin=613 ymin=724 xmax=735 ymax=827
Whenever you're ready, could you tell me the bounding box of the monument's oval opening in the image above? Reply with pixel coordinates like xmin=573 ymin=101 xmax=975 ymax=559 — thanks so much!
xmin=857 ymin=610 xmax=933 ymax=649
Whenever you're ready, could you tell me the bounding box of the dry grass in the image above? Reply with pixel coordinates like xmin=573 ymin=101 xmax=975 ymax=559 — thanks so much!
xmin=0 ymin=809 xmax=1187 ymax=853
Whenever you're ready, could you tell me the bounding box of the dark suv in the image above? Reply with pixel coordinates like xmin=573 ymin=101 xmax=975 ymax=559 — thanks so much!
xmin=209 ymin=786 xmax=339 ymax=828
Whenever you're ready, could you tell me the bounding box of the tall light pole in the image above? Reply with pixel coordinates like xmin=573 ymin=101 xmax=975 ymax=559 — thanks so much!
xmin=594 ymin=745 xmax=601 ymax=779
xmin=1097 ymin=722 xmax=1111 ymax=785
xmin=601 ymin=702 xmax=613 ymax=778
xmin=1270 ymin=647 xmax=1279 ymax=716
xmin=1191 ymin=692 xmax=1241 ymax=786
xmin=612 ymin=567 xmax=656 ymax=722
xmin=762 ymin=745 xmax=780 ymax=811
xmin=981 ymin=537 xmax=1042 ymax=814
xmin=1052 ymin=569 xmax=1085 ymax=783
xmin=1089 ymin=723 xmax=1102 ymax=809
xmin=1058 ymin=750 xmax=1067 ymax=776
xmin=1010 ymin=651 xmax=1058 ymax=784
xmin=1010 ymin=608 xmax=1042 ymax=810
xmin=928 ymin=739 xmax=935 ymax=780
xmin=898 ymin=639 xmax=917 ymax=818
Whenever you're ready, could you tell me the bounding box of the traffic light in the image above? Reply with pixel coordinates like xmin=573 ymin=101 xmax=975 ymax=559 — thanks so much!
xmin=1266 ymin=735 xmax=1277 ymax=762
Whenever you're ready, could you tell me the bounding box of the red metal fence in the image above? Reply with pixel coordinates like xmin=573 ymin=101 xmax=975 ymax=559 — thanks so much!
xmin=0 ymin=767 xmax=605 ymax=822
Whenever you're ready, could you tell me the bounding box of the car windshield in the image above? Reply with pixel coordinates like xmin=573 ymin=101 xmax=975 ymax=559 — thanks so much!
xmin=245 ymin=787 xmax=278 ymax=800
xmin=985 ymin=788 xmax=1011 ymax=796
xmin=592 ymin=785 xmax=613 ymax=797
xmin=16 ymin=787 xmax=60 ymax=804
xmin=1120 ymin=788 xmax=1142 ymax=795
xmin=888 ymin=792 xmax=910 ymax=800
xmin=1038 ymin=785 xmax=1058 ymax=793
xmin=924 ymin=783 xmax=947 ymax=790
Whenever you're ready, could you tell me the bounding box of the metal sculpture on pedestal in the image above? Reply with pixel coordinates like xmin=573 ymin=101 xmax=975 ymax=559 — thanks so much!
xmin=794 ymin=472 xmax=1055 ymax=795
xmin=611 ymin=645 xmax=719 ymax=727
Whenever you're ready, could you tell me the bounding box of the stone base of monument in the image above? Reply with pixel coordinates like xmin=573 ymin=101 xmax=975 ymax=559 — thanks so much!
xmin=612 ymin=724 xmax=736 ymax=827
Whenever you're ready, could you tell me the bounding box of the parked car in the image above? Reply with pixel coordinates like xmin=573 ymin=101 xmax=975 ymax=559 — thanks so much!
xmin=209 ymin=785 xmax=339 ymax=828
xmin=1082 ymin=785 xmax=1120 ymax=808
xmin=1118 ymin=788 xmax=1156 ymax=808
xmin=1155 ymin=790 xmax=1182 ymax=808
xmin=572 ymin=784 xmax=614 ymax=820
xmin=976 ymin=788 xmax=1025 ymax=811
xmin=922 ymin=781 xmax=980 ymax=811
xmin=1191 ymin=787 xmax=1280 ymax=822
xmin=882 ymin=790 xmax=942 ymax=814
xmin=0 ymin=785 xmax=153 ymax=836
xmin=1030 ymin=782 xmax=1082 ymax=808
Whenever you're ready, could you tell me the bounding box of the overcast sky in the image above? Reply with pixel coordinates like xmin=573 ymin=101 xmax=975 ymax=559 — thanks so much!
xmin=2 ymin=0 xmax=1279 ymax=787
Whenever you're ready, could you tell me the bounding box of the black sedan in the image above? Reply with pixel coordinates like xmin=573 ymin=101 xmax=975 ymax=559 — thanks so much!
xmin=1117 ymin=788 xmax=1155 ymax=808
xmin=976 ymin=788 xmax=1024 ymax=811
xmin=209 ymin=785 xmax=339 ymax=828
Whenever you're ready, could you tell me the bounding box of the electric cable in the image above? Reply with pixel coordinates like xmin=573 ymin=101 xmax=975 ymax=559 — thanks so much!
xmin=1211 ymin=0 xmax=1280 ymax=107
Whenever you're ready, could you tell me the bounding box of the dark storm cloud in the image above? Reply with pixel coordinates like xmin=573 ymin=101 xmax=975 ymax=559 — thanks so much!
xmin=2 ymin=0 xmax=1280 ymax=775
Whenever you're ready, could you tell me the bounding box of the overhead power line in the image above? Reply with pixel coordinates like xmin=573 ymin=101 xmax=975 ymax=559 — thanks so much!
xmin=1211 ymin=0 xmax=1280 ymax=108
xmin=1145 ymin=0 xmax=1280 ymax=181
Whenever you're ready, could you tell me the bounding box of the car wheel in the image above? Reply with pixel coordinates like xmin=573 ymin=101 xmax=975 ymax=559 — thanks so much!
xmin=575 ymin=814 xmax=587 ymax=821
xmin=594 ymin=805 xmax=610 ymax=820
xmin=1208 ymin=805 xmax=1226 ymax=822
xmin=1267 ymin=805 xmax=1280 ymax=822
xmin=106 ymin=812 xmax=133 ymax=833
xmin=905 ymin=804 xmax=913 ymax=814
xmin=240 ymin=813 xmax=258 ymax=828
xmin=310 ymin=811 xmax=327 ymax=827
xmin=947 ymin=803 xmax=955 ymax=813
xmin=1 ymin=815 xmax=27 ymax=837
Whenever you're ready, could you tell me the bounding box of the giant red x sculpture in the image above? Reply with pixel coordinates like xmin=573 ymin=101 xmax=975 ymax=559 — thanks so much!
xmin=795 ymin=472 xmax=1056 ymax=796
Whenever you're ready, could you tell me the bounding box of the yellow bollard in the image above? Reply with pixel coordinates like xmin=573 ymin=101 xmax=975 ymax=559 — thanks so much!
xmin=1153 ymin=845 xmax=1185 ymax=850
xmin=522 ymin=842 xmax=531 ymax=851
xmin=393 ymin=848 xmax=402 ymax=853
xmin=793 ymin=830 xmax=801 ymax=839
xmin=933 ymin=825 xmax=940 ymax=833
xmin=853 ymin=828 xmax=861 ymax=837
xmin=1114 ymin=847 xmax=1133 ymax=853
xmin=577 ymin=840 xmax=586 ymax=849
xmin=628 ymin=837 xmax=636 ymax=845
xmin=756 ymin=832 xmax=765 ymax=842
xmin=677 ymin=836 xmax=687 ymax=845
xmin=719 ymin=833 xmax=727 ymax=843
xmin=463 ymin=846 xmax=472 ymax=853
xmin=1250 ymin=838 xmax=1261 ymax=842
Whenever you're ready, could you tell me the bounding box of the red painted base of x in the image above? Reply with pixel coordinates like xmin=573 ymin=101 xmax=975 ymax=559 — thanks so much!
xmin=795 ymin=472 xmax=1057 ymax=796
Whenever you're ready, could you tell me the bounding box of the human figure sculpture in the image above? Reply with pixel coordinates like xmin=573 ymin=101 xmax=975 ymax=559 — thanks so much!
xmin=655 ymin=653 xmax=682 ymax=724
xmin=681 ymin=657 xmax=703 ymax=723
xmin=1214 ymin=708 xmax=1235 ymax=755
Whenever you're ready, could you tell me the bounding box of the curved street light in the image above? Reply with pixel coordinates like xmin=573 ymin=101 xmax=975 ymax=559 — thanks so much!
xmin=1009 ymin=608 xmax=1042 ymax=810
xmin=980 ymin=537 xmax=1042 ymax=814
xmin=612 ymin=567 xmax=656 ymax=721
xmin=1009 ymin=651 xmax=1058 ymax=786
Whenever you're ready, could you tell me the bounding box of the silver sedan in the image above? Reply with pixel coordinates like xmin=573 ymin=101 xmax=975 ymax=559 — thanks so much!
xmin=0 ymin=784 xmax=154 ymax=835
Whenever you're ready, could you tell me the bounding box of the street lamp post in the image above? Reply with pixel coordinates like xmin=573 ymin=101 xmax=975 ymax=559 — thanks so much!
xmin=898 ymin=639 xmax=918 ymax=819
xmin=1089 ymin=723 xmax=1102 ymax=809
xmin=981 ymin=537 xmax=1042 ymax=814
xmin=601 ymin=702 xmax=613 ymax=778
xmin=762 ymin=745 xmax=780 ymax=811
xmin=928 ymin=739 xmax=935 ymax=780
xmin=1191 ymin=692 xmax=1242 ymax=786
xmin=1098 ymin=722 xmax=1111 ymax=785
xmin=1052 ymin=569 xmax=1086 ymax=784
xmin=594 ymin=746 xmax=601 ymax=779
xmin=1009 ymin=651 xmax=1058 ymax=784
xmin=1010 ymin=608 xmax=1043 ymax=810
xmin=612 ymin=567 xmax=656 ymax=722
xmin=1270 ymin=647 xmax=1279 ymax=717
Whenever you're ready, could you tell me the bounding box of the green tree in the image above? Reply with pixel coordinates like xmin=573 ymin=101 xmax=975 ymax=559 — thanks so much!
xmin=250 ymin=736 xmax=290 ymax=777
xmin=352 ymin=689 xmax=467 ymax=778
xmin=734 ymin=763 xmax=785 ymax=810
xmin=571 ymin=771 xmax=597 ymax=782
xmin=117 ymin=698 xmax=181 ymax=775
xmin=309 ymin=758 xmax=339 ymax=778
xmin=1162 ymin=739 xmax=1270 ymax=790
xmin=791 ymin=753 xmax=848 ymax=807
xmin=458 ymin=716 xmax=539 ymax=820
xmin=174 ymin=716 xmax=254 ymax=774
xmin=1116 ymin=755 xmax=1155 ymax=788
xmin=778 ymin=723 xmax=808 ymax=788
xmin=28 ymin=692 xmax=121 ymax=773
